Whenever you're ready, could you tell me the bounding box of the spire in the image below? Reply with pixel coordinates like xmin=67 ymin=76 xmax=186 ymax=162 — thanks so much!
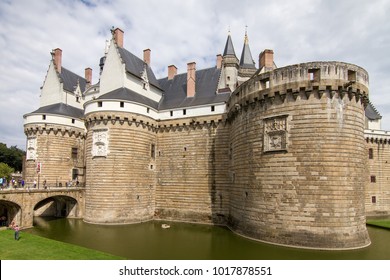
xmin=239 ymin=29 xmax=256 ymax=69
xmin=223 ymin=32 xmax=236 ymax=57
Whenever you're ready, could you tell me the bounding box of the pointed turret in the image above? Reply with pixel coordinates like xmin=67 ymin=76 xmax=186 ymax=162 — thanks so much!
xmin=218 ymin=31 xmax=239 ymax=92
xmin=239 ymin=31 xmax=256 ymax=69
xmin=223 ymin=33 xmax=237 ymax=57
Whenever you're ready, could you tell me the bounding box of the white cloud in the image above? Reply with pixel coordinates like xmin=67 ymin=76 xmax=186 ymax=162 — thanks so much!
xmin=0 ymin=0 xmax=390 ymax=149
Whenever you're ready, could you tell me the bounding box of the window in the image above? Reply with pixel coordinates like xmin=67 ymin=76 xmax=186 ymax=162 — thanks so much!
xmin=372 ymin=196 xmax=377 ymax=203
xmin=371 ymin=175 xmax=376 ymax=183
xmin=42 ymin=115 xmax=46 ymax=120
xmin=147 ymin=108 xmax=150 ymax=113
xmin=120 ymin=102 xmax=124 ymax=108
xmin=97 ymin=101 xmax=103 ymax=107
xmin=151 ymin=144 xmax=155 ymax=159
xmin=72 ymin=119 xmax=75 ymax=124
xmin=170 ymin=111 xmax=173 ymax=117
xmin=72 ymin=168 xmax=79 ymax=180
xmin=369 ymin=148 xmax=374 ymax=159
xmin=76 ymin=96 xmax=80 ymax=103
xmin=71 ymin=147 xmax=78 ymax=159
xmin=211 ymin=105 xmax=215 ymax=112
xmin=183 ymin=109 xmax=186 ymax=115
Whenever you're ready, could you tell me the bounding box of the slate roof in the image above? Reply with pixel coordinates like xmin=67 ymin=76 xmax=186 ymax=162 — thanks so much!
xmin=98 ymin=87 xmax=159 ymax=109
xmin=365 ymin=101 xmax=382 ymax=120
xmin=118 ymin=47 xmax=161 ymax=90
xmin=223 ymin=34 xmax=236 ymax=57
xmin=60 ymin=67 xmax=87 ymax=93
xmin=239 ymin=38 xmax=256 ymax=69
xmin=29 ymin=103 xmax=84 ymax=119
xmin=158 ymin=67 xmax=229 ymax=110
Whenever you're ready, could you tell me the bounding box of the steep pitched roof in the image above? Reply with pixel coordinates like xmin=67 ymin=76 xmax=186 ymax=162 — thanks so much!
xmin=223 ymin=34 xmax=236 ymax=57
xmin=60 ymin=67 xmax=87 ymax=93
xmin=239 ymin=34 xmax=256 ymax=69
xmin=158 ymin=67 xmax=229 ymax=110
xmin=118 ymin=47 xmax=161 ymax=90
xmin=365 ymin=101 xmax=382 ymax=120
xmin=29 ymin=103 xmax=84 ymax=119
xmin=98 ymin=87 xmax=159 ymax=109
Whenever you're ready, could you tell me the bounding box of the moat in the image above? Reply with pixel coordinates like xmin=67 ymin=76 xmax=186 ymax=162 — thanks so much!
xmin=24 ymin=217 xmax=390 ymax=260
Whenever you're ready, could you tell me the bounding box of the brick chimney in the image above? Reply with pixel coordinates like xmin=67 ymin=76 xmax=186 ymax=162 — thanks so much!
xmin=52 ymin=48 xmax=62 ymax=73
xmin=187 ymin=62 xmax=196 ymax=98
xmin=259 ymin=49 xmax=274 ymax=70
xmin=113 ymin=28 xmax=124 ymax=48
xmin=143 ymin=49 xmax=151 ymax=66
xmin=168 ymin=65 xmax=177 ymax=80
xmin=85 ymin=67 xmax=92 ymax=86
xmin=216 ymin=54 xmax=222 ymax=69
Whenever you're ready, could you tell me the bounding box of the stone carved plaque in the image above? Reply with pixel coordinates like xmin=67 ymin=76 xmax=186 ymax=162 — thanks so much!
xmin=92 ymin=129 xmax=109 ymax=158
xmin=264 ymin=115 xmax=288 ymax=152
xmin=26 ymin=137 xmax=37 ymax=160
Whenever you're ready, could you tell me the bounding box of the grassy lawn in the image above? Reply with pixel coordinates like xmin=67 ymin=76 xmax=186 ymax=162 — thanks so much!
xmin=366 ymin=219 xmax=390 ymax=229
xmin=0 ymin=229 xmax=124 ymax=260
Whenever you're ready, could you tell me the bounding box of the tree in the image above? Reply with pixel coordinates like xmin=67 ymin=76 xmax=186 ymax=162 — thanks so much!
xmin=0 ymin=162 xmax=14 ymax=181
xmin=0 ymin=143 xmax=25 ymax=171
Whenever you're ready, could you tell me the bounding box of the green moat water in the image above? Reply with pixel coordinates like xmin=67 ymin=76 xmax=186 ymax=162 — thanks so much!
xmin=24 ymin=217 xmax=390 ymax=260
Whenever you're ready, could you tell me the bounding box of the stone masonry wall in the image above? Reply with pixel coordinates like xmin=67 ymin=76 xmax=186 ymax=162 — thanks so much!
xmin=84 ymin=112 xmax=157 ymax=224
xmin=155 ymin=116 xmax=230 ymax=224
xmin=227 ymin=61 xmax=371 ymax=249
xmin=24 ymin=124 xmax=85 ymax=188
xmin=365 ymin=137 xmax=390 ymax=216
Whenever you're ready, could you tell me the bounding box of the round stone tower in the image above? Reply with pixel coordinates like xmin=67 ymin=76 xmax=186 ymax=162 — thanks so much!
xmin=83 ymin=97 xmax=157 ymax=224
xmin=226 ymin=61 xmax=371 ymax=249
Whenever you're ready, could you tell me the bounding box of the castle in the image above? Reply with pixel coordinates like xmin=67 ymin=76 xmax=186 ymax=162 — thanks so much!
xmin=23 ymin=27 xmax=389 ymax=249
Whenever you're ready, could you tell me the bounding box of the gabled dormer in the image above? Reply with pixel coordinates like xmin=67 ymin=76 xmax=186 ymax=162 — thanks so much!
xmin=99 ymin=28 xmax=163 ymax=103
xmin=40 ymin=48 xmax=86 ymax=110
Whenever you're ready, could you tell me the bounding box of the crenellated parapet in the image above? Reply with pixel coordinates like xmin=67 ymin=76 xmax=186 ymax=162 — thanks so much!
xmin=24 ymin=124 xmax=86 ymax=139
xmin=227 ymin=61 xmax=369 ymax=118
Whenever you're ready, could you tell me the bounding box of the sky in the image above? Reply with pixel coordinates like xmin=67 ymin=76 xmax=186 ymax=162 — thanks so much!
xmin=0 ymin=0 xmax=390 ymax=150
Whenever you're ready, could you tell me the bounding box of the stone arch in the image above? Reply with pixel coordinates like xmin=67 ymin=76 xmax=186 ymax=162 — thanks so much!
xmin=34 ymin=195 xmax=80 ymax=219
xmin=0 ymin=199 xmax=22 ymax=228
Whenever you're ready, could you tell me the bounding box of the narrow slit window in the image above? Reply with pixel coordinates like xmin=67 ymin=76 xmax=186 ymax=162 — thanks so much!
xmin=211 ymin=105 xmax=215 ymax=112
xmin=98 ymin=101 xmax=103 ymax=107
xmin=183 ymin=109 xmax=186 ymax=115
xmin=120 ymin=101 xmax=124 ymax=108
xmin=369 ymin=148 xmax=374 ymax=159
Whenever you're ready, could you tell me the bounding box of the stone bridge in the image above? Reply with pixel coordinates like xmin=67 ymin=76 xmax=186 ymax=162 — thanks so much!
xmin=0 ymin=187 xmax=85 ymax=228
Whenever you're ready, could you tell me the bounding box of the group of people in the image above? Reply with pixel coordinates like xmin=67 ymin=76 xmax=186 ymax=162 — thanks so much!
xmin=0 ymin=177 xmax=25 ymax=189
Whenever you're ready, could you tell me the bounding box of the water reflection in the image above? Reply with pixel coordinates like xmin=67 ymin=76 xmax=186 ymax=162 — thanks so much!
xmin=24 ymin=217 xmax=390 ymax=260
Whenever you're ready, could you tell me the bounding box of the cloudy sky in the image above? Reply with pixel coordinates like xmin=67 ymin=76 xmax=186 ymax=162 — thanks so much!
xmin=0 ymin=0 xmax=389 ymax=149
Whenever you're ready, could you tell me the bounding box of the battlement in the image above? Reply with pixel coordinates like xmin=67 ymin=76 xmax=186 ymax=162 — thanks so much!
xmin=227 ymin=61 xmax=369 ymax=114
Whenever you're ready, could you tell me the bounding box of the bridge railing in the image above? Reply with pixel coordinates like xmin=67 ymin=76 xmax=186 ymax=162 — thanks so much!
xmin=0 ymin=182 xmax=86 ymax=192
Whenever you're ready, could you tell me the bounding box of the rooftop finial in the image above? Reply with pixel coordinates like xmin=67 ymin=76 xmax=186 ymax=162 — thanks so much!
xmin=244 ymin=25 xmax=249 ymax=44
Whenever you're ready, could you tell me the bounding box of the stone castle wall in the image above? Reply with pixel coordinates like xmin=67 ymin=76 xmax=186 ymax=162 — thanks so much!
xmin=84 ymin=112 xmax=157 ymax=224
xmin=155 ymin=116 xmax=230 ymax=224
xmin=226 ymin=62 xmax=370 ymax=249
xmin=365 ymin=135 xmax=390 ymax=216
xmin=24 ymin=124 xmax=85 ymax=188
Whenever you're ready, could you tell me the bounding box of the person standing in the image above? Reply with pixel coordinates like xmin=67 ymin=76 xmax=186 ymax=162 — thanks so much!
xmin=14 ymin=225 xmax=20 ymax=240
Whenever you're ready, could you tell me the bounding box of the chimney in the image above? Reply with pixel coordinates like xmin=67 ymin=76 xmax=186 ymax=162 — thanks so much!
xmin=259 ymin=49 xmax=274 ymax=70
xmin=216 ymin=54 xmax=223 ymax=69
xmin=168 ymin=65 xmax=177 ymax=80
xmin=52 ymin=48 xmax=62 ymax=73
xmin=85 ymin=67 xmax=92 ymax=86
xmin=187 ymin=62 xmax=196 ymax=98
xmin=113 ymin=28 xmax=124 ymax=48
xmin=143 ymin=49 xmax=151 ymax=66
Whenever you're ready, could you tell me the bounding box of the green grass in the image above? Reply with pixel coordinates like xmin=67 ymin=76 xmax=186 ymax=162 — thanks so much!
xmin=366 ymin=219 xmax=390 ymax=229
xmin=0 ymin=229 xmax=124 ymax=260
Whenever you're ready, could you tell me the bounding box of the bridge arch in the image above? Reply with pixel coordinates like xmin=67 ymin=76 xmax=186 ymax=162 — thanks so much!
xmin=0 ymin=199 xmax=23 ymax=228
xmin=34 ymin=195 xmax=81 ymax=219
